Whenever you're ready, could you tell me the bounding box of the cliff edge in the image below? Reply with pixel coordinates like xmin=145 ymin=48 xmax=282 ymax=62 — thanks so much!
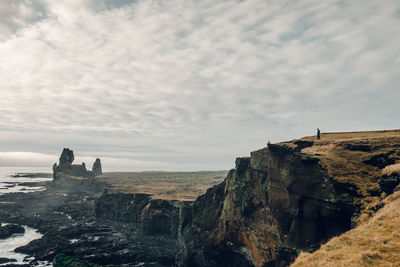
xmin=177 ymin=130 xmax=400 ymax=267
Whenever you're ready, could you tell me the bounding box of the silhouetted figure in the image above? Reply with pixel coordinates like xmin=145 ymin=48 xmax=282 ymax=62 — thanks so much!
xmin=317 ymin=128 xmax=321 ymax=140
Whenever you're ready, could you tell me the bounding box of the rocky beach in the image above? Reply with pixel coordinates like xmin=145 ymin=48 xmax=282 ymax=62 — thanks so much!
xmin=0 ymin=162 xmax=183 ymax=266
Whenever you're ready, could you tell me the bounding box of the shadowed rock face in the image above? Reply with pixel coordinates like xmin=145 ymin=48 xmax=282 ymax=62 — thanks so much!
xmin=92 ymin=158 xmax=102 ymax=176
xmin=95 ymin=193 xmax=180 ymax=238
xmin=363 ymin=152 xmax=396 ymax=169
xmin=59 ymin=148 xmax=74 ymax=169
xmin=0 ymin=224 xmax=25 ymax=239
xmin=178 ymin=144 xmax=354 ymax=267
xmin=379 ymin=174 xmax=400 ymax=194
xmin=53 ymin=148 xmax=102 ymax=179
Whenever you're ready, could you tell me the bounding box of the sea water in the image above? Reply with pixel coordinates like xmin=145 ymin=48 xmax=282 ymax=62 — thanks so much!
xmin=0 ymin=167 xmax=52 ymax=195
xmin=0 ymin=224 xmax=43 ymax=264
xmin=0 ymin=167 xmax=53 ymax=266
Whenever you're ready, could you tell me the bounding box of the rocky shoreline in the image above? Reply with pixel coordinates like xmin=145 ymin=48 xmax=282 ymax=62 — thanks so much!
xmin=0 ymin=177 xmax=182 ymax=266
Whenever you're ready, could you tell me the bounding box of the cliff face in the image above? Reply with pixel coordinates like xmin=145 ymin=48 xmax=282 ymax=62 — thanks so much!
xmin=95 ymin=193 xmax=181 ymax=238
xmin=52 ymin=173 xmax=107 ymax=193
xmin=292 ymin=190 xmax=400 ymax=266
xmin=178 ymin=144 xmax=354 ymax=267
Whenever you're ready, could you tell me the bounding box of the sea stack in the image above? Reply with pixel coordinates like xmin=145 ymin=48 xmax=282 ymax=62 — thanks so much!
xmin=53 ymin=148 xmax=102 ymax=179
xmin=92 ymin=158 xmax=102 ymax=176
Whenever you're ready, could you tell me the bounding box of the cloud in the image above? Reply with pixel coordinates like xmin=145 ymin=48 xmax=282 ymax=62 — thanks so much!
xmin=0 ymin=0 xmax=39 ymax=39
xmin=0 ymin=0 xmax=399 ymax=170
xmin=0 ymin=151 xmax=184 ymax=171
xmin=0 ymin=152 xmax=57 ymax=167
xmin=41 ymin=0 xmax=105 ymax=23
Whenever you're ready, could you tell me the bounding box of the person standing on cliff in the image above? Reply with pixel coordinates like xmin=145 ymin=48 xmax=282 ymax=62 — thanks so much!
xmin=317 ymin=128 xmax=321 ymax=140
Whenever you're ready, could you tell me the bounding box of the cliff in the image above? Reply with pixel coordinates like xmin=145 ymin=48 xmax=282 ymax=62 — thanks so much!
xmin=52 ymin=173 xmax=107 ymax=193
xmin=177 ymin=130 xmax=400 ymax=267
xmin=95 ymin=193 xmax=182 ymax=237
xmin=292 ymin=190 xmax=400 ymax=266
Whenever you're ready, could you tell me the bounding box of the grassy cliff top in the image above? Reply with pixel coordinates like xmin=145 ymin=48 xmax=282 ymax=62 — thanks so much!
xmin=292 ymin=190 xmax=400 ymax=267
xmin=279 ymin=130 xmax=400 ymax=266
xmin=98 ymin=171 xmax=227 ymax=201
xmin=280 ymin=130 xmax=400 ymax=218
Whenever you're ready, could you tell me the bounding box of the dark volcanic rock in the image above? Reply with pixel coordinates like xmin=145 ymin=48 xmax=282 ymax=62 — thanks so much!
xmin=92 ymin=158 xmax=102 ymax=176
xmin=264 ymin=246 xmax=299 ymax=267
xmin=363 ymin=153 xmax=395 ymax=169
xmin=345 ymin=144 xmax=371 ymax=152
xmin=95 ymin=193 xmax=180 ymax=238
xmin=379 ymin=174 xmax=400 ymax=194
xmin=0 ymin=154 xmax=178 ymax=266
xmin=95 ymin=193 xmax=151 ymax=223
xmin=293 ymin=140 xmax=314 ymax=151
xmin=0 ymin=258 xmax=17 ymax=264
xmin=142 ymin=199 xmax=180 ymax=237
xmin=58 ymin=148 xmax=74 ymax=171
xmin=198 ymin=242 xmax=256 ymax=267
xmin=52 ymin=174 xmax=106 ymax=193
xmin=53 ymin=148 xmax=103 ymax=179
xmin=178 ymin=144 xmax=354 ymax=266
xmin=0 ymin=183 xmax=178 ymax=266
xmin=0 ymin=224 xmax=25 ymax=239
xmin=11 ymin=173 xmax=52 ymax=178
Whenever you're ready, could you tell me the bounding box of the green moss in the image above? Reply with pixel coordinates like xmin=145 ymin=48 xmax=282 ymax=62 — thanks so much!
xmin=53 ymin=253 xmax=100 ymax=267
xmin=223 ymin=197 xmax=231 ymax=212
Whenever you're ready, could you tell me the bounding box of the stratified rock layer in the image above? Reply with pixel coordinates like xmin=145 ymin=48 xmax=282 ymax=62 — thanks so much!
xmin=178 ymin=144 xmax=354 ymax=267
xmin=95 ymin=193 xmax=181 ymax=238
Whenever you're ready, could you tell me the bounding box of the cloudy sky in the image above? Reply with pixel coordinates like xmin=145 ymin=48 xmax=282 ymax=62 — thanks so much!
xmin=0 ymin=0 xmax=399 ymax=171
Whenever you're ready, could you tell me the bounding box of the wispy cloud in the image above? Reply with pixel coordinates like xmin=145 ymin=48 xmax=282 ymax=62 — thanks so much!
xmin=0 ymin=0 xmax=399 ymax=170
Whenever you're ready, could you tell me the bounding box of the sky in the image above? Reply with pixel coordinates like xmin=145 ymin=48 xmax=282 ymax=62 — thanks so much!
xmin=0 ymin=0 xmax=399 ymax=171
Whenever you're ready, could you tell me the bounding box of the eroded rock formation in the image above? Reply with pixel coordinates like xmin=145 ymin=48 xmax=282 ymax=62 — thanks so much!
xmin=95 ymin=193 xmax=181 ymax=238
xmin=92 ymin=158 xmax=102 ymax=176
xmin=177 ymin=144 xmax=354 ymax=267
xmin=53 ymin=148 xmax=102 ymax=179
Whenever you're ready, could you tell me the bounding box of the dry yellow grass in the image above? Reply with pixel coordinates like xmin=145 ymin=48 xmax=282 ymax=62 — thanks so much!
xmin=382 ymin=164 xmax=400 ymax=176
xmin=280 ymin=129 xmax=400 ymax=224
xmin=98 ymin=171 xmax=227 ymax=201
xmin=292 ymin=191 xmax=400 ymax=267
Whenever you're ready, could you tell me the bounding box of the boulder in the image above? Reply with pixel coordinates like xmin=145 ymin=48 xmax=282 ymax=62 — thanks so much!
xmin=0 ymin=224 xmax=25 ymax=239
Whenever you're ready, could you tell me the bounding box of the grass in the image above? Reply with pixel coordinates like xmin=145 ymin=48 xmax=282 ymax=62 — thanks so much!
xmin=291 ymin=191 xmax=400 ymax=267
xmin=280 ymin=129 xmax=400 ymax=223
xmin=382 ymin=164 xmax=400 ymax=176
xmin=98 ymin=171 xmax=228 ymax=201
